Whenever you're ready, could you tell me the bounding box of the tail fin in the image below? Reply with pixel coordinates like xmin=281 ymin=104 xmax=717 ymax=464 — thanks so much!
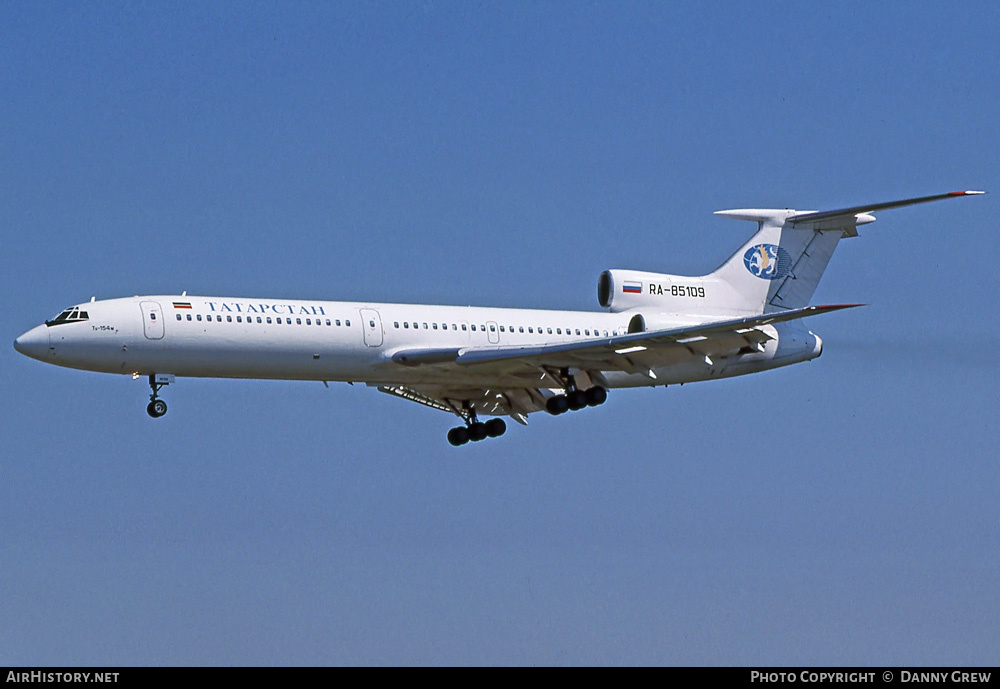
xmin=708 ymin=191 xmax=984 ymax=313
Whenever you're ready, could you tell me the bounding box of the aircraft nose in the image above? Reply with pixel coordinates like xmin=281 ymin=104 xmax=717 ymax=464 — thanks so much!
xmin=14 ymin=325 xmax=49 ymax=361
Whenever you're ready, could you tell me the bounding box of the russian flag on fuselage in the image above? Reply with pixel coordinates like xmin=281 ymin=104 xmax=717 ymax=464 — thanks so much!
xmin=622 ymin=282 xmax=642 ymax=294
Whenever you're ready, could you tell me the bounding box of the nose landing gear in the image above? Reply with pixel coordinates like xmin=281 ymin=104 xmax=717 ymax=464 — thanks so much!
xmin=146 ymin=373 xmax=174 ymax=418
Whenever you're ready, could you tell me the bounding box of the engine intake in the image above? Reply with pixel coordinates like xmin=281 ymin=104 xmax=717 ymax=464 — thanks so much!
xmin=597 ymin=269 xmax=674 ymax=312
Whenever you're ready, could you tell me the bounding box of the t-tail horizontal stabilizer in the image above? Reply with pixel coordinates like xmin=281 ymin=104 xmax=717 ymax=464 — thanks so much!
xmin=709 ymin=190 xmax=985 ymax=313
xmin=786 ymin=190 xmax=986 ymax=229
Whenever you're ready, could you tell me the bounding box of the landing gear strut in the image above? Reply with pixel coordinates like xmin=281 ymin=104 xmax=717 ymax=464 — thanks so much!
xmin=146 ymin=373 xmax=172 ymax=418
xmin=545 ymin=368 xmax=608 ymax=415
xmin=447 ymin=404 xmax=507 ymax=446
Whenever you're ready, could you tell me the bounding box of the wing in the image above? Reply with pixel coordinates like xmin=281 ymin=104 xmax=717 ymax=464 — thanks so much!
xmin=452 ymin=304 xmax=858 ymax=374
xmin=382 ymin=304 xmax=860 ymax=420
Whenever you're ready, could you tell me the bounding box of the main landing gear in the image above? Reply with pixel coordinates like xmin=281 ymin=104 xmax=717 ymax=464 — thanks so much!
xmin=545 ymin=384 xmax=608 ymax=415
xmin=447 ymin=405 xmax=506 ymax=446
xmin=146 ymin=373 xmax=173 ymax=418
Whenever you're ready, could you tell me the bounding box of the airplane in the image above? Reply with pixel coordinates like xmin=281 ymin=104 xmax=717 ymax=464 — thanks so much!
xmin=14 ymin=190 xmax=983 ymax=446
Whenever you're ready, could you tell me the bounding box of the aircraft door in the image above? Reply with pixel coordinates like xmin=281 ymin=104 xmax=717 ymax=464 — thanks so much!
xmin=360 ymin=308 xmax=383 ymax=347
xmin=140 ymin=301 xmax=165 ymax=340
xmin=486 ymin=321 xmax=500 ymax=344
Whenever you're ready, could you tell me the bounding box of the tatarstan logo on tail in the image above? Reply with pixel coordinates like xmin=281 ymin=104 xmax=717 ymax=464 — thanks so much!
xmin=743 ymin=244 xmax=792 ymax=280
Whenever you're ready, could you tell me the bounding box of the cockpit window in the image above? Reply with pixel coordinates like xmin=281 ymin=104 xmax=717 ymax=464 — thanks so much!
xmin=45 ymin=307 xmax=90 ymax=327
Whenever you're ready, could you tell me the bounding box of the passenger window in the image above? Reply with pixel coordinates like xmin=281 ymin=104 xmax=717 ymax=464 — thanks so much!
xmin=471 ymin=325 xmax=477 ymax=331
xmin=369 ymin=320 xmax=375 ymax=328
xmin=187 ymin=314 xmax=192 ymax=321
xmin=461 ymin=324 xmax=467 ymax=331
xmin=176 ymin=314 xmax=181 ymax=321
xmin=227 ymin=316 xmax=232 ymax=322
xmin=196 ymin=314 xmax=202 ymax=321
xmin=404 ymin=322 xmax=409 ymax=328
xmin=306 ymin=318 xmax=311 ymax=325
xmin=547 ymin=328 xmax=552 ymax=334
xmin=336 ymin=320 xmax=341 ymax=326
xmin=432 ymin=323 xmax=438 ymax=330
xmin=296 ymin=318 xmax=302 ymax=325
xmin=491 ymin=325 xmax=497 ymax=332
xmin=499 ymin=326 xmax=504 ymax=332
xmin=258 ymin=317 xmax=263 ymax=323
xmin=151 ymin=313 xmax=157 ymax=321
xmin=345 ymin=320 xmax=350 ymax=327
xmin=326 ymin=319 xmax=331 ymax=326
xmin=556 ymin=328 xmax=562 ymax=335
xmin=423 ymin=323 xmax=428 ymax=329
xmin=267 ymin=317 xmax=272 ymax=324
xmin=237 ymin=316 xmax=243 ymax=323
xmin=519 ymin=326 xmax=524 ymax=333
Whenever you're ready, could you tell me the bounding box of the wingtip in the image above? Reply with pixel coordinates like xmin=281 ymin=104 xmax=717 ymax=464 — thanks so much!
xmin=811 ymin=303 xmax=866 ymax=311
xmin=949 ymin=190 xmax=986 ymax=196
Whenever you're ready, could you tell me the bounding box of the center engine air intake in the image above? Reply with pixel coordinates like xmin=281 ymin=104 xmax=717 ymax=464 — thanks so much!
xmin=597 ymin=269 xmax=681 ymax=312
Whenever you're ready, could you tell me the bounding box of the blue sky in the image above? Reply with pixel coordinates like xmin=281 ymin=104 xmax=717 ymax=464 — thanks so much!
xmin=2 ymin=1 xmax=998 ymax=665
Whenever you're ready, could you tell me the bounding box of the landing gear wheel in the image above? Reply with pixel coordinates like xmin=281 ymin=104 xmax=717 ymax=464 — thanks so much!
xmin=546 ymin=395 xmax=569 ymax=415
xmin=567 ymin=389 xmax=589 ymax=410
xmin=147 ymin=400 xmax=167 ymax=418
xmin=469 ymin=422 xmax=489 ymax=442
xmin=585 ymin=386 xmax=608 ymax=406
xmin=448 ymin=426 xmax=470 ymax=446
xmin=485 ymin=418 xmax=506 ymax=437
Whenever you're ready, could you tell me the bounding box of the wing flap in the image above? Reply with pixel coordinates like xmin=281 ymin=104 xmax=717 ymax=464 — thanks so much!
xmin=377 ymin=383 xmax=550 ymax=420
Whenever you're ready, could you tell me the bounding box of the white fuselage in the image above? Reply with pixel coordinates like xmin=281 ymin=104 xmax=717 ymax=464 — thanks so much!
xmin=15 ymin=295 xmax=821 ymax=393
